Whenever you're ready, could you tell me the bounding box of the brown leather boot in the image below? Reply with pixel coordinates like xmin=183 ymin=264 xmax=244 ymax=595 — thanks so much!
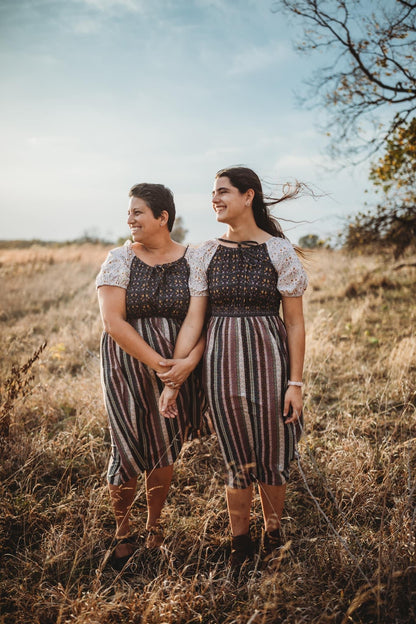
xmin=110 ymin=535 xmax=138 ymax=571
xmin=145 ymin=524 xmax=165 ymax=549
xmin=262 ymin=527 xmax=284 ymax=567
xmin=229 ymin=533 xmax=253 ymax=570
xmin=263 ymin=527 xmax=283 ymax=554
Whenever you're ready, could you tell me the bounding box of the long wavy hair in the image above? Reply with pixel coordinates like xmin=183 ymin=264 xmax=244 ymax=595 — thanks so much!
xmin=215 ymin=166 xmax=306 ymax=239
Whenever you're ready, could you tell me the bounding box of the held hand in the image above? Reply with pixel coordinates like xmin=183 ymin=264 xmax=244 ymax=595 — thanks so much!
xmin=159 ymin=385 xmax=180 ymax=419
xmin=157 ymin=357 xmax=195 ymax=387
xmin=283 ymin=385 xmax=303 ymax=424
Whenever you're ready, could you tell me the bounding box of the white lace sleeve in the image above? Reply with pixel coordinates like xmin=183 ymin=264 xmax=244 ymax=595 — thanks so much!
xmin=95 ymin=241 xmax=134 ymax=289
xmin=188 ymin=240 xmax=219 ymax=296
xmin=266 ymin=237 xmax=308 ymax=296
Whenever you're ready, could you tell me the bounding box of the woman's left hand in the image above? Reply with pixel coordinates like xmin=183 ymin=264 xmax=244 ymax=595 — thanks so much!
xmin=159 ymin=385 xmax=180 ymax=418
xmin=283 ymin=386 xmax=303 ymax=423
xmin=157 ymin=356 xmax=195 ymax=387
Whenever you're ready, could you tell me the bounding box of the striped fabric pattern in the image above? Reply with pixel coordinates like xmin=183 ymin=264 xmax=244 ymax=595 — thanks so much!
xmin=101 ymin=316 xmax=205 ymax=486
xmin=203 ymin=313 xmax=301 ymax=489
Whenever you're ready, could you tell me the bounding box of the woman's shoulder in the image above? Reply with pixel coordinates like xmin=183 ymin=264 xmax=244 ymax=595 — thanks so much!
xmin=195 ymin=239 xmax=219 ymax=251
xmin=266 ymin=236 xmax=308 ymax=295
xmin=187 ymin=240 xmax=219 ymax=294
xmin=187 ymin=239 xmax=219 ymax=258
xmin=103 ymin=240 xmax=135 ymax=263
xmin=186 ymin=240 xmax=219 ymax=279
xmin=114 ymin=239 xmax=134 ymax=257
xmin=265 ymin=235 xmax=295 ymax=254
xmin=95 ymin=240 xmax=134 ymax=289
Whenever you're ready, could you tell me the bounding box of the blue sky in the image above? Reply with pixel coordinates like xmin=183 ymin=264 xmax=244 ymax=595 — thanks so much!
xmin=0 ymin=0 xmax=371 ymax=245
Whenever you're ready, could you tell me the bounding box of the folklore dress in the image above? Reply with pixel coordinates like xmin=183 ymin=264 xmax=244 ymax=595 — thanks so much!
xmin=97 ymin=241 xmax=206 ymax=486
xmin=188 ymin=237 xmax=307 ymax=488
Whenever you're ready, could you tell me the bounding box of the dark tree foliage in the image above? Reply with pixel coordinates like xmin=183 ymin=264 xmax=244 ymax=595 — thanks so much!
xmin=275 ymin=0 xmax=416 ymax=255
xmin=274 ymin=0 xmax=416 ymax=160
xmin=298 ymin=233 xmax=325 ymax=248
xmin=345 ymin=116 xmax=416 ymax=257
xmin=344 ymin=203 xmax=416 ymax=257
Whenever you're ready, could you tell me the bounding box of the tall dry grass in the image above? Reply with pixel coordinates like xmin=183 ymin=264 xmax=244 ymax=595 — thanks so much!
xmin=0 ymin=244 xmax=415 ymax=623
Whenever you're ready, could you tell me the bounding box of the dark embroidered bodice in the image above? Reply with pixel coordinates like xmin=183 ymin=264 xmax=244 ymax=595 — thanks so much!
xmin=126 ymin=256 xmax=190 ymax=321
xmin=207 ymin=244 xmax=281 ymax=317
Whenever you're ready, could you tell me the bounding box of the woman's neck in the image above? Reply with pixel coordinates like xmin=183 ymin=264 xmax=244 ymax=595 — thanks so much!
xmin=132 ymin=234 xmax=184 ymax=264
xmin=222 ymin=224 xmax=270 ymax=244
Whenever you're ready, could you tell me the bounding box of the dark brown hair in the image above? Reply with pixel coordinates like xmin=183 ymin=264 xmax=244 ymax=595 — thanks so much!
xmin=216 ymin=166 xmax=306 ymax=238
xmin=129 ymin=183 xmax=176 ymax=232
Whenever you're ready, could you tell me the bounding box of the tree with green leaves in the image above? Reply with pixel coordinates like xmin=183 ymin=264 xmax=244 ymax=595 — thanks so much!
xmin=345 ymin=117 xmax=416 ymax=257
xmin=275 ymin=0 xmax=416 ymax=255
xmin=298 ymin=233 xmax=326 ymax=248
xmin=275 ymin=0 xmax=416 ymax=159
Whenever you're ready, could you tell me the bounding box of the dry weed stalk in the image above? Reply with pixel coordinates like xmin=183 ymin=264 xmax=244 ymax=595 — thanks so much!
xmin=0 ymin=341 xmax=47 ymax=437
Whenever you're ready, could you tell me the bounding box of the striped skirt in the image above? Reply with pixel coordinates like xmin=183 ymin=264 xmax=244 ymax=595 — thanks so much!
xmin=100 ymin=317 xmax=206 ymax=486
xmin=203 ymin=314 xmax=302 ymax=489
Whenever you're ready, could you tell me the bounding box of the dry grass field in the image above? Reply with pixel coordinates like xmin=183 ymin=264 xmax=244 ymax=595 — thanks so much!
xmin=0 ymin=243 xmax=415 ymax=624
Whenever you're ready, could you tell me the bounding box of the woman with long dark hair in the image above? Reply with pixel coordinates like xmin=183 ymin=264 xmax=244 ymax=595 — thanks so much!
xmin=159 ymin=167 xmax=307 ymax=572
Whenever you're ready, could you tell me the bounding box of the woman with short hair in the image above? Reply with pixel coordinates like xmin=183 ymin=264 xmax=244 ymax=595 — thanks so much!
xmin=97 ymin=182 xmax=206 ymax=570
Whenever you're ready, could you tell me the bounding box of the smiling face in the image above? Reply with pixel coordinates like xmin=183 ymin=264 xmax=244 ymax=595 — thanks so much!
xmin=212 ymin=176 xmax=252 ymax=225
xmin=127 ymin=196 xmax=166 ymax=243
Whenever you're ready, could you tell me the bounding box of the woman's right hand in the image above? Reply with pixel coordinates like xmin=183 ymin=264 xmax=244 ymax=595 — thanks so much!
xmin=157 ymin=356 xmax=195 ymax=386
xmin=283 ymin=386 xmax=303 ymax=423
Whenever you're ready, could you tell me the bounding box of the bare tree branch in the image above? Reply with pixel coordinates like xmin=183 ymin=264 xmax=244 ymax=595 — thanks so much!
xmin=273 ymin=0 xmax=416 ymax=160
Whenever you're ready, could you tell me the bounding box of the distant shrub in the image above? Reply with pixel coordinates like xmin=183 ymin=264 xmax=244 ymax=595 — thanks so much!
xmin=343 ymin=204 xmax=416 ymax=259
xmin=298 ymin=234 xmax=326 ymax=249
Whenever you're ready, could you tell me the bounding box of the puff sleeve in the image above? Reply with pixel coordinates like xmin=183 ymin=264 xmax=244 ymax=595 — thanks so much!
xmin=187 ymin=240 xmax=219 ymax=296
xmin=95 ymin=241 xmax=133 ymax=289
xmin=267 ymin=237 xmax=308 ymax=296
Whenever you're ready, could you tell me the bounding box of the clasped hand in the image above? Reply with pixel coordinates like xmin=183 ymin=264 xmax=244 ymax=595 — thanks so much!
xmin=157 ymin=356 xmax=193 ymax=387
xmin=157 ymin=356 xmax=194 ymax=419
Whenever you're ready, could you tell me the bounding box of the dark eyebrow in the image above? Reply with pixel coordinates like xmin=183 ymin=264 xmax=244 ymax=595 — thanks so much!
xmin=212 ymin=186 xmax=229 ymax=195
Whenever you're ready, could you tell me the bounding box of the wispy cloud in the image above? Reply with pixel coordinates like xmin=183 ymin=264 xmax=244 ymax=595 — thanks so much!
xmin=193 ymin=0 xmax=233 ymax=13
xmin=26 ymin=135 xmax=79 ymax=147
xmin=76 ymin=0 xmax=145 ymax=12
xmin=72 ymin=18 xmax=102 ymax=34
xmin=67 ymin=0 xmax=148 ymax=36
xmin=1 ymin=0 xmax=369 ymax=244
xmin=227 ymin=42 xmax=292 ymax=76
xmin=202 ymin=146 xmax=241 ymax=159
